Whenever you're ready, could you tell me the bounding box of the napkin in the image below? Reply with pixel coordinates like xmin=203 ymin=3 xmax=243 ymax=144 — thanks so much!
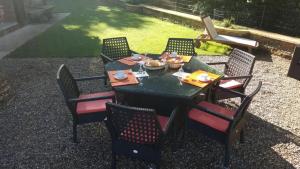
xmin=133 ymin=71 xmax=149 ymax=78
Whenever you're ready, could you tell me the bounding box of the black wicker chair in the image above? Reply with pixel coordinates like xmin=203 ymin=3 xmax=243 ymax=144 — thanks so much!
xmin=187 ymin=81 xmax=262 ymax=168
xmin=100 ymin=37 xmax=133 ymax=64
xmin=105 ymin=102 xmax=180 ymax=169
xmin=56 ymin=64 xmax=115 ymax=142
xmin=207 ymin=48 xmax=256 ymax=100
xmin=164 ymin=38 xmax=197 ymax=56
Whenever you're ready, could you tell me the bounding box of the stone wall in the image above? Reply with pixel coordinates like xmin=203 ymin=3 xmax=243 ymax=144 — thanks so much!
xmin=0 ymin=0 xmax=17 ymax=22
xmin=0 ymin=73 xmax=12 ymax=106
xmin=23 ymin=0 xmax=46 ymax=10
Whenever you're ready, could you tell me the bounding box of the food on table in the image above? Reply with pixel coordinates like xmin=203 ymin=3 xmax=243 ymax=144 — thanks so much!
xmin=147 ymin=60 xmax=162 ymax=67
xmin=166 ymin=58 xmax=183 ymax=64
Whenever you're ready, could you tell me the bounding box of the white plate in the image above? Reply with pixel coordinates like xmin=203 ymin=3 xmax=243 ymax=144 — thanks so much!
xmin=114 ymin=73 xmax=128 ymax=80
xmin=131 ymin=55 xmax=142 ymax=61
xmin=197 ymin=76 xmax=211 ymax=82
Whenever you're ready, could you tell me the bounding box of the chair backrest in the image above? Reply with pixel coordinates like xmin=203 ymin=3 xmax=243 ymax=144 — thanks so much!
xmin=225 ymin=48 xmax=256 ymax=85
xmin=102 ymin=37 xmax=131 ymax=60
xmin=56 ymin=64 xmax=80 ymax=113
xmin=105 ymin=102 xmax=163 ymax=145
xmin=201 ymin=16 xmax=218 ymax=39
xmin=164 ymin=38 xmax=197 ymax=56
xmin=230 ymin=81 xmax=262 ymax=131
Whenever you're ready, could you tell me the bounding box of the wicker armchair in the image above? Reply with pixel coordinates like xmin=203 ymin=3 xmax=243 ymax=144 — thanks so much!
xmin=56 ymin=64 xmax=115 ymax=142
xmin=105 ymin=102 xmax=180 ymax=169
xmin=164 ymin=38 xmax=197 ymax=56
xmin=187 ymin=82 xmax=262 ymax=168
xmin=207 ymin=48 xmax=256 ymax=100
xmin=100 ymin=37 xmax=133 ymax=64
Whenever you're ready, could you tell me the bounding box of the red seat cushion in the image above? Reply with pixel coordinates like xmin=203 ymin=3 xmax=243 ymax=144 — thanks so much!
xmin=76 ymin=91 xmax=115 ymax=115
xmin=219 ymin=79 xmax=243 ymax=89
xmin=157 ymin=115 xmax=169 ymax=132
xmin=188 ymin=101 xmax=236 ymax=133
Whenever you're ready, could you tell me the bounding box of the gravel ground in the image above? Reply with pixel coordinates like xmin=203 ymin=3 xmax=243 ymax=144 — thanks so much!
xmin=0 ymin=54 xmax=299 ymax=169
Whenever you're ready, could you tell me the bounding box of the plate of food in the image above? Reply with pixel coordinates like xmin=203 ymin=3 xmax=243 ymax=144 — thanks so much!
xmin=166 ymin=57 xmax=183 ymax=69
xmin=144 ymin=60 xmax=166 ymax=70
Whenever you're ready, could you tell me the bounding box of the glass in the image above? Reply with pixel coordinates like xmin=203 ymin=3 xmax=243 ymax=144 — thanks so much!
xmin=138 ymin=62 xmax=144 ymax=86
xmin=177 ymin=64 xmax=184 ymax=86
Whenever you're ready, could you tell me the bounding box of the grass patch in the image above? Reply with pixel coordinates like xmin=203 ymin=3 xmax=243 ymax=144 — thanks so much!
xmin=8 ymin=0 xmax=231 ymax=58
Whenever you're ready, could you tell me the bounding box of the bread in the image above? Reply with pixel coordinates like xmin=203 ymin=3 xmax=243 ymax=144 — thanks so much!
xmin=149 ymin=60 xmax=161 ymax=67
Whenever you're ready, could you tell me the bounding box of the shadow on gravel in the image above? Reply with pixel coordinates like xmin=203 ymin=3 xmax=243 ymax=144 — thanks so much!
xmin=230 ymin=113 xmax=299 ymax=169
xmin=173 ymin=112 xmax=299 ymax=169
xmin=0 ymin=58 xmax=298 ymax=169
xmin=254 ymin=49 xmax=273 ymax=62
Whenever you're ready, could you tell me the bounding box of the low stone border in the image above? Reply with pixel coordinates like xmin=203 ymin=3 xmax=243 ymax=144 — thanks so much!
xmin=0 ymin=73 xmax=13 ymax=106
xmin=120 ymin=2 xmax=300 ymax=59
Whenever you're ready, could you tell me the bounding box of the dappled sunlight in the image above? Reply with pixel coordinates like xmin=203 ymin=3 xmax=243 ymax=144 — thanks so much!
xmin=63 ymin=24 xmax=82 ymax=31
xmin=199 ymin=42 xmax=232 ymax=55
xmin=272 ymin=143 xmax=300 ymax=168
xmin=96 ymin=6 xmax=112 ymax=12
xmin=8 ymin=0 xmax=230 ymax=58
xmin=95 ymin=5 xmax=121 ymax=12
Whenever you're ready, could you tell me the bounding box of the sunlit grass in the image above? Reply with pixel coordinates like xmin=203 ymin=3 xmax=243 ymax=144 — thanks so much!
xmin=8 ymin=0 xmax=231 ymax=58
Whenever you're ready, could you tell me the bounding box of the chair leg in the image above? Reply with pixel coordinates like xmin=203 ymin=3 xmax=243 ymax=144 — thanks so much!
xmin=104 ymin=78 xmax=108 ymax=86
xmin=240 ymin=129 xmax=245 ymax=143
xmin=155 ymin=163 xmax=160 ymax=169
xmin=248 ymin=47 xmax=252 ymax=53
xmin=111 ymin=152 xmax=116 ymax=169
xmin=73 ymin=123 xmax=78 ymax=143
xmin=224 ymin=143 xmax=231 ymax=169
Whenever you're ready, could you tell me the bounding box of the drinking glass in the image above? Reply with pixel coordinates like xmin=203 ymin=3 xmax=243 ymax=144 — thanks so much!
xmin=138 ymin=62 xmax=144 ymax=86
xmin=177 ymin=64 xmax=184 ymax=86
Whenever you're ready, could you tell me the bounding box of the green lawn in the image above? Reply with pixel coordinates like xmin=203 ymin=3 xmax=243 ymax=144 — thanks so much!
xmin=8 ymin=0 xmax=231 ymax=58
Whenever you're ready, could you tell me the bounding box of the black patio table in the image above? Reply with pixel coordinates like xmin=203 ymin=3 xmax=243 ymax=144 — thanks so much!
xmin=105 ymin=54 xmax=224 ymax=116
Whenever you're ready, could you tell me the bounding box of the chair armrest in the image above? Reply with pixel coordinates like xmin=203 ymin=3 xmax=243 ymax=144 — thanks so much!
xmin=162 ymin=106 xmax=181 ymax=134
xmin=206 ymin=62 xmax=227 ymax=65
xmin=68 ymin=95 xmax=115 ymax=103
xmin=100 ymin=53 xmax=114 ymax=62
xmin=214 ymin=86 xmax=246 ymax=99
xmin=222 ymin=75 xmax=252 ymax=81
xmin=189 ymin=103 xmax=234 ymax=122
xmin=74 ymin=75 xmax=107 ymax=81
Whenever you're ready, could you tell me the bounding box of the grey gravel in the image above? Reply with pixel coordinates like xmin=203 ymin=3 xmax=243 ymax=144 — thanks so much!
xmin=0 ymin=54 xmax=299 ymax=169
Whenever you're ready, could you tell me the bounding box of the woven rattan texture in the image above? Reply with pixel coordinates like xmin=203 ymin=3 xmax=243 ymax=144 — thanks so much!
xmin=165 ymin=38 xmax=196 ymax=56
xmin=107 ymin=104 xmax=162 ymax=144
xmin=57 ymin=65 xmax=80 ymax=112
xmin=102 ymin=37 xmax=131 ymax=60
xmin=225 ymin=49 xmax=255 ymax=83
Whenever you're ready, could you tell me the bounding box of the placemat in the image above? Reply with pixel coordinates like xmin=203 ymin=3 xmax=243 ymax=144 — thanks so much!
xmin=181 ymin=55 xmax=192 ymax=63
xmin=118 ymin=55 xmax=146 ymax=66
xmin=107 ymin=70 xmax=139 ymax=87
xmin=183 ymin=70 xmax=221 ymax=88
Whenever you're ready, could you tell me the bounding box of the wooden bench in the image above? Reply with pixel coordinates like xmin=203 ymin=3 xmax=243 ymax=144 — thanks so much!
xmin=197 ymin=16 xmax=259 ymax=53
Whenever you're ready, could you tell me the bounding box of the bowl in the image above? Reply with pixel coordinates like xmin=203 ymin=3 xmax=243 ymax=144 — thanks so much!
xmin=168 ymin=63 xmax=182 ymax=69
xmin=114 ymin=71 xmax=128 ymax=80
xmin=197 ymin=74 xmax=211 ymax=82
